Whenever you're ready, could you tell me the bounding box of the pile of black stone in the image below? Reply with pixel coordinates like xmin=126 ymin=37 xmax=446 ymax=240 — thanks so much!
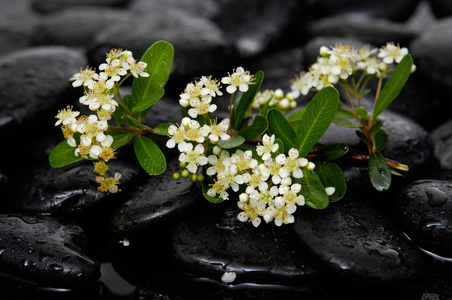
xmin=1 ymin=0 xmax=452 ymax=299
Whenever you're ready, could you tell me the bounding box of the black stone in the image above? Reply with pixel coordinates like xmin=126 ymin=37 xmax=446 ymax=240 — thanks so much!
xmin=34 ymin=7 xmax=133 ymax=47
xmin=90 ymin=11 xmax=233 ymax=83
xmin=30 ymin=0 xmax=131 ymax=14
xmin=428 ymin=0 xmax=452 ymax=18
xmin=410 ymin=17 xmax=452 ymax=93
xmin=7 ymin=160 xmax=141 ymax=215
xmin=430 ymin=119 xmax=452 ymax=170
xmin=110 ymin=159 xmax=199 ymax=233
xmin=293 ymin=199 xmax=425 ymax=284
xmin=0 ymin=46 xmax=87 ymax=130
xmin=127 ymin=0 xmax=220 ymax=19
xmin=307 ymin=0 xmax=420 ymax=22
xmin=0 ymin=214 xmax=99 ymax=289
xmin=213 ymin=0 xmax=307 ymax=57
xmin=308 ymin=17 xmax=417 ymax=47
xmin=171 ymin=204 xmax=323 ymax=285
xmin=396 ymin=179 xmax=452 ymax=256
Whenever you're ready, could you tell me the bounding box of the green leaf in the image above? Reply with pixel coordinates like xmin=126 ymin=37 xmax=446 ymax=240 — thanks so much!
xmin=374 ymin=131 xmax=388 ymax=152
xmin=267 ymin=108 xmax=296 ymax=151
xmin=261 ymin=95 xmax=274 ymax=117
xmin=356 ymin=130 xmax=369 ymax=146
xmin=333 ymin=115 xmax=362 ymax=128
xmin=368 ymin=151 xmax=391 ymax=191
xmin=369 ymin=119 xmax=383 ymax=140
xmin=231 ymin=71 xmax=264 ymax=130
xmin=125 ymin=115 xmax=153 ymax=130
xmin=314 ymin=162 xmax=346 ymax=202
xmin=296 ymin=86 xmax=339 ymax=157
xmin=373 ymin=54 xmax=413 ymax=118
xmin=153 ymin=123 xmax=172 ymax=136
xmin=297 ymin=169 xmax=329 ymax=209
xmin=218 ymin=135 xmax=245 ymax=149
xmin=314 ymin=143 xmax=349 ymax=161
xmin=49 ymin=140 xmax=82 ymax=168
xmin=238 ymin=115 xmax=268 ymax=141
xmin=131 ymin=41 xmax=174 ymax=112
xmin=275 ymin=138 xmax=284 ymax=154
xmin=106 ymin=130 xmax=134 ymax=148
xmin=287 ymin=107 xmax=306 ymax=123
xmin=134 ymin=136 xmax=166 ymax=175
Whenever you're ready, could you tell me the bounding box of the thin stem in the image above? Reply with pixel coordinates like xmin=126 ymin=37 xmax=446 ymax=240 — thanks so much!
xmin=228 ymin=92 xmax=236 ymax=133
xmin=368 ymin=70 xmax=386 ymax=128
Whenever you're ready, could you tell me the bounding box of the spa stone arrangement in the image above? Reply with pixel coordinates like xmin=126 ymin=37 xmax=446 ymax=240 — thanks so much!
xmin=1 ymin=0 xmax=452 ymax=299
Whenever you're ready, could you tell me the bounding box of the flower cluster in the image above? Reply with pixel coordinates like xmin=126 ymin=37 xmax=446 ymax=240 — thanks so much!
xmin=290 ymin=42 xmax=414 ymax=97
xmin=206 ymin=135 xmax=334 ymax=227
xmin=55 ymin=49 xmax=149 ymax=193
xmin=252 ymin=89 xmax=297 ymax=114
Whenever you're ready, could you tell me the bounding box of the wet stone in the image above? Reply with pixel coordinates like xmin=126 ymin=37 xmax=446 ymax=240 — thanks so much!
xmin=293 ymin=199 xmax=425 ymax=284
xmin=171 ymin=204 xmax=323 ymax=285
xmin=213 ymin=0 xmax=307 ymax=57
xmin=127 ymin=0 xmax=220 ymax=19
xmin=319 ymin=110 xmax=432 ymax=195
xmin=7 ymin=160 xmax=141 ymax=215
xmin=430 ymin=119 xmax=452 ymax=170
xmin=410 ymin=17 xmax=452 ymax=93
xmin=34 ymin=7 xmax=133 ymax=47
xmin=308 ymin=17 xmax=417 ymax=46
xmin=307 ymin=0 xmax=419 ymax=21
xmin=110 ymin=159 xmax=199 ymax=233
xmin=90 ymin=11 xmax=232 ymax=80
xmin=428 ymin=0 xmax=452 ymax=18
xmin=0 ymin=214 xmax=99 ymax=289
xmin=396 ymin=180 xmax=452 ymax=256
xmin=30 ymin=0 xmax=131 ymax=14
xmin=0 ymin=46 xmax=87 ymax=130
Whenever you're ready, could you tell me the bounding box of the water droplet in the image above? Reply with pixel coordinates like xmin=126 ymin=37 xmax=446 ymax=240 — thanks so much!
xmin=424 ymin=220 xmax=443 ymax=229
xmin=121 ymin=238 xmax=130 ymax=247
xmin=49 ymin=264 xmax=64 ymax=273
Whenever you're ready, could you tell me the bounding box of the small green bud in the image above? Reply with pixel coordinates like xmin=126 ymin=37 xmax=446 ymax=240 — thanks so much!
xmin=173 ymin=172 xmax=181 ymax=180
xmin=197 ymin=174 xmax=205 ymax=182
xmin=190 ymin=174 xmax=197 ymax=182
xmin=179 ymin=162 xmax=187 ymax=168
xmin=181 ymin=169 xmax=190 ymax=178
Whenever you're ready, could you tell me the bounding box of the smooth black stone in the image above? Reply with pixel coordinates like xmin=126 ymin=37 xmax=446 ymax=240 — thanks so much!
xmin=293 ymin=200 xmax=425 ymax=284
xmin=307 ymin=0 xmax=420 ymax=22
xmin=410 ymin=17 xmax=452 ymax=93
xmin=253 ymin=47 xmax=304 ymax=92
xmin=30 ymin=0 xmax=131 ymax=14
xmin=0 ymin=22 xmax=34 ymax=58
xmin=127 ymin=0 xmax=220 ymax=19
xmin=7 ymin=160 xmax=141 ymax=215
xmin=34 ymin=7 xmax=133 ymax=46
xmin=308 ymin=17 xmax=417 ymax=46
xmin=213 ymin=0 xmax=307 ymax=57
xmin=110 ymin=159 xmax=199 ymax=233
xmin=0 ymin=214 xmax=99 ymax=289
xmin=430 ymin=119 xmax=452 ymax=170
xmin=428 ymin=0 xmax=452 ymax=18
xmin=90 ymin=11 xmax=233 ymax=82
xmin=319 ymin=110 xmax=432 ymax=195
xmin=420 ymin=259 xmax=452 ymax=298
xmin=0 ymin=46 xmax=87 ymax=130
xmin=396 ymin=180 xmax=452 ymax=256
xmin=172 ymin=204 xmax=323 ymax=285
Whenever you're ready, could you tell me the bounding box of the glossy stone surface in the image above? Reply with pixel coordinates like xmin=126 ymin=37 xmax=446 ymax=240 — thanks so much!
xmin=0 ymin=214 xmax=99 ymax=289
xmin=172 ymin=204 xmax=323 ymax=285
xmin=110 ymin=159 xmax=199 ymax=232
xmin=396 ymin=180 xmax=452 ymax=256
xmin=293 ymin=200 xmax=424 ymax=283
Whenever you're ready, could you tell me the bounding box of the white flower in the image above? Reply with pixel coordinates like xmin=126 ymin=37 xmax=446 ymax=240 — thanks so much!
xmin=70 ymin=67 xmax=99 ymax=88
xmin=129 ymin=61 xmax=149 ymax=78
xmin=325 ymin=186 xmax=336 ymax=196
xmin=378 ymin=42 xmax=409 ymax=65
xmin=179 ymin=143 xmax=208 ymax=173
xmin=208 ymin=119 xmax=230 ymax=143
xmin=188 ymin=98 xmax=217 ymax=119
xmin=55 ymin=106 xmax=80 ymax=126
xmin=256 ymin=134 xmax=279 ymax=160
xmin=221 ymin=67 xmax=254 ymax=94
